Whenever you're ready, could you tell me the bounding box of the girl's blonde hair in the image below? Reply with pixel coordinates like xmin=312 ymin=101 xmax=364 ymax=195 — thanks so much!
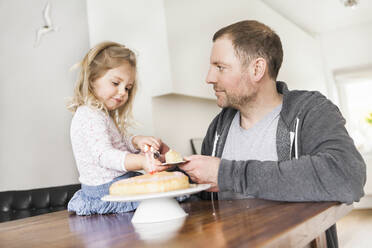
xmin=67 ymin=41 xmax=138 ymax=135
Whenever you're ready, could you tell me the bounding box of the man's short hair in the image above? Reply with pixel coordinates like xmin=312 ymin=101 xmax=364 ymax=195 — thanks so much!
xmin=213 ymin=20 xmax=283 ymax=80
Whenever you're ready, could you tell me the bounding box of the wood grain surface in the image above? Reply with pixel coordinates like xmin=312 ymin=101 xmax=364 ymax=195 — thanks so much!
xmin=0 ymin=199 xmax=352 ymax=248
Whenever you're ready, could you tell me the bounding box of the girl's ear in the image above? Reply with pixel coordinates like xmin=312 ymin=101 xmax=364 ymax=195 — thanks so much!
xmin=249 ymin=58 xmax=266 ymax=82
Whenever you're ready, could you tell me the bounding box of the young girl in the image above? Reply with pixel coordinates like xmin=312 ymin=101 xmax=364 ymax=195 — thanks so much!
xmin=67 ymin=41 xmax=169 ymax=215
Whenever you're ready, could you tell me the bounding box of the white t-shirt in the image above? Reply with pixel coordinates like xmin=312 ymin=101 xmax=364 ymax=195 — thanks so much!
xmin=70 ymin=105 xmax=138 ymax=186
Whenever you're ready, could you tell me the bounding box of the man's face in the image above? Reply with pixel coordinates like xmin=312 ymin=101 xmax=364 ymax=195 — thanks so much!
xmin=206 ymin=37 xmax=257 ymax=109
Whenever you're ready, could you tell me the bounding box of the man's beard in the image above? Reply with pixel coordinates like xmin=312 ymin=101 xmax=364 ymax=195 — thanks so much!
xmin=223 ymin=91 xmax=257 ymax=109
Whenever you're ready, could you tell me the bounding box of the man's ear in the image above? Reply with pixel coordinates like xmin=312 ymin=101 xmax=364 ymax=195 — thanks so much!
xmin=250 ymin=58 xmax=266 ymax=82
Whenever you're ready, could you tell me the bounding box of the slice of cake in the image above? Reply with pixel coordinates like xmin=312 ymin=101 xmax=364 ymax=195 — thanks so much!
xmin=165 ymin=149 xmax=184 ymax=163
xmin=109 ymin=171 xmax=189 ymax=196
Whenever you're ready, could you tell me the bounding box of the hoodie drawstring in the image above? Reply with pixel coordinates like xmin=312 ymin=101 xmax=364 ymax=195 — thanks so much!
xmin=212 ymin=133 xmax=220 ymax=157
xmin=289 ymin=117 xmax=300 ymax=160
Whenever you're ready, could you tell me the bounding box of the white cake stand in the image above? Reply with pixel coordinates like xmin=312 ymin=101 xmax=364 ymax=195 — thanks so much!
xmin=102 ymin=184 xmax=210 ymax=224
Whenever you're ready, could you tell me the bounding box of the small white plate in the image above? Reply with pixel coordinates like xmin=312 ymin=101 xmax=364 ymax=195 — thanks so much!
xmin=160 ymin=160 xmax=188 ymax=166
xmin=102 ymin=184 xmax=210 ymax=202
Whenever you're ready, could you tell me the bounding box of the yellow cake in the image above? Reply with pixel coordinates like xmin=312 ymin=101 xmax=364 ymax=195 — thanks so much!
xmin=109 ymin=171 xmax=189 ymax=196
xmin=165 ymin=149 xmax=183 ymax=163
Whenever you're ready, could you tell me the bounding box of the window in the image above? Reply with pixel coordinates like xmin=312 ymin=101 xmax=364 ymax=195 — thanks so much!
xmin=335 ymin=72 xmax=372 ymax=154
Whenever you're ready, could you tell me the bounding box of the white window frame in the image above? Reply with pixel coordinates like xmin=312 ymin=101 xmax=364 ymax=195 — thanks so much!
xmin=334 ymin=70 xmax=372 ymax=155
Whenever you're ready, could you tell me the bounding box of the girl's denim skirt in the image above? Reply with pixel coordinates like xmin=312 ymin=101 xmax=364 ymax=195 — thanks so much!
xmin=68 ymin=171 xmax=141 ymax=215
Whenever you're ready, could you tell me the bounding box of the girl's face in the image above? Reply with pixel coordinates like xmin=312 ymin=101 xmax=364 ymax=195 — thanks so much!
xmin=93 ymin=63 xmax=135 ymax=111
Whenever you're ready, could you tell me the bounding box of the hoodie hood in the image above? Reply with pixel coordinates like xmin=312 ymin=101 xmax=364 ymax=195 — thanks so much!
xmin=277 ymin=81 xmax=328 ymax=129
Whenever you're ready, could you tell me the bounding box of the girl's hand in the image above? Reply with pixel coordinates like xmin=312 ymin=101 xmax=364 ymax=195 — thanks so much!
xmin=132 ymin=135 xmax=161 ymax=152
xmin=158 ymin=142 xmax=170 ymax=163
xmin=143 ymin=146 xmax=172 ymax=174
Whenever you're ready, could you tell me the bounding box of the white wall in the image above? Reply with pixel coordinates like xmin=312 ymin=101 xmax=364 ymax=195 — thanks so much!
xmin=319 ymin=22 xmax=372 ymax=104
xmin=0 ymin=0 xmax=89 ymax=190
xmin=164 ymin=0 xmax=327 ymax=97
xmin=152 ymin=95 xmax=219 ymax=155
xmin=320 ymin=22 xmax=372 ymax=72
xmin=86 ymin=0 xmax=173 ymax=136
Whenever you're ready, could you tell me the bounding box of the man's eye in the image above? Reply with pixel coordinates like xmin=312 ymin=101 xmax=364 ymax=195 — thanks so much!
xmin=217 ymin=65 xmax=224 ymax=71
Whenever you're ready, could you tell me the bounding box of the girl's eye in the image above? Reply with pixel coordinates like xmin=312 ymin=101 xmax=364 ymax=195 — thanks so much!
xmin=125 ymin=87 xmax=131 ymax=92
xmin=112 ymin=82 xmax=119 ymax=86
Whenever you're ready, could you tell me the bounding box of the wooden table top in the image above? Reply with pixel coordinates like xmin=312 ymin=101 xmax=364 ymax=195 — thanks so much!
xmin=0 ymin=199 xmax=351 ymax=248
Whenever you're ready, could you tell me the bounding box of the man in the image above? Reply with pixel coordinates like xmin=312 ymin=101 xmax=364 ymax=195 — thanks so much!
xmin=179 ymin=20 xmax=366 ymax=247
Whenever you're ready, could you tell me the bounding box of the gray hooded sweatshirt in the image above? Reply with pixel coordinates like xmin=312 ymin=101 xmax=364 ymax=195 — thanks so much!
xmin=199 ymin=81 xmax=366 ymax=248
xmin=202 ymin=81 xmax=366 ymax=203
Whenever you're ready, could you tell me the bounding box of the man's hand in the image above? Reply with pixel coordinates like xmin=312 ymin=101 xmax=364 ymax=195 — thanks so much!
xmin=179 ymin=155 xmax=220 ymax=191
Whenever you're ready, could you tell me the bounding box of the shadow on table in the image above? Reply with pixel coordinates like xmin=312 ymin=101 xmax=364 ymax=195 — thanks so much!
xmin=68 ymin=212 xmax=186 ymax=244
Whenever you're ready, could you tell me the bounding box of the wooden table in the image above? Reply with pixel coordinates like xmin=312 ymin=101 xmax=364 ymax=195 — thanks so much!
xmin=0 ymin=199 xmax=351 ymax=248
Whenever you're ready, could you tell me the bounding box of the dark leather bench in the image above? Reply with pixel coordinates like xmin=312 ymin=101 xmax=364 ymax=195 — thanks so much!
xmin=0 ymin=184 xmax=80 ymax=223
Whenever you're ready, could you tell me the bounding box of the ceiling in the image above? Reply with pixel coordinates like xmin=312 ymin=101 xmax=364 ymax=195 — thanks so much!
xmin=261 ymin=0 xmax=372 ymax=35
